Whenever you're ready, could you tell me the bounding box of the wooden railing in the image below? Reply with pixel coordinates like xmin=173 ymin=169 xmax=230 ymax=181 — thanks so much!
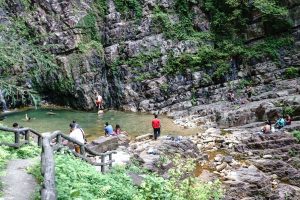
xmin=0 ymin=126 xmax=43 ymax=147
xmin=0 ymin=126 xmax=116 ymax=200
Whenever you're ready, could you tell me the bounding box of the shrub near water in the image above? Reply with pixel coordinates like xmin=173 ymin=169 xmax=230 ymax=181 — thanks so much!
xmin=30 ymin=151 xmax=223 ymax=200
xmin=54 ymin=152 xmax=139 ymax=199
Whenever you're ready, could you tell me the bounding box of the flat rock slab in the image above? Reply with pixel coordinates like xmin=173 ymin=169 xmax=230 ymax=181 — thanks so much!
xmin=87 ymin=136 xmax=119 ymax=153
xmin=1 ymin=158 xmax=38 ymax=200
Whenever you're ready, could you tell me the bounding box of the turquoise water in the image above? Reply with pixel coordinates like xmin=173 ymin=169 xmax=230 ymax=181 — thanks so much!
xmin=0 ymin=108 xmax=199 ymax=141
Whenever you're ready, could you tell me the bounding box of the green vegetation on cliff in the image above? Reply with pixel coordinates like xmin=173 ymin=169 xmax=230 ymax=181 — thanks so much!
xmin=146 ymin=0 xmax=293 ymax=79
xmin=114 ymin=0 xmax=143 ymax=19
xmin=0 ymin=17 xmax=56 ymax=107
xmin=111 ymin=0 xmax=294 ymax=82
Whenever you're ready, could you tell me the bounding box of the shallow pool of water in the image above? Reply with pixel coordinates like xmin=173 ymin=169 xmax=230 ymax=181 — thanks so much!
xmin=0 ymin=108 xmax=199 ymax=141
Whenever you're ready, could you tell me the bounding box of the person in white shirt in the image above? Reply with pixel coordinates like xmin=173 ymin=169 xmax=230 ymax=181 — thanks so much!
xmin=69 ymin=123 xmax=85 ymax=153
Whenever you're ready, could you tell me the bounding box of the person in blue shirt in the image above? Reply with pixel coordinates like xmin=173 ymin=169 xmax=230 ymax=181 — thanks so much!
xmin=275 ymin=116 xmax=285 ymax=129
xmin=104 ymin=122 xmax=113 ymax=136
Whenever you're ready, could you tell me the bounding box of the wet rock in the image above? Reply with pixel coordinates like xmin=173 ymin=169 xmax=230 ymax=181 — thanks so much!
xmin=214 ymin=154 xmax=224 ymax=162
xmin=129 ymin=136 xmax=199 ymax=174
xmin=252 ymin=159 xmax=300 ymax=187
xmin=116 ymin=134 xmax=130 ymax=146
xmin=216 ymin=162 xmax=227 ymax=172
xmin=135 ymin=133 xmax=153 ymax=141
xmin=87 ymin=136 xmax=119 ymax=153
xmin=224 ymin=156 xmax=233 ymax=163
xmin=224 ymin=167 xmax=272 ymax=199
xmin=262 ymin=155 xmax=272 ymax=159
xmin=205 ymin=128 xmax=221 ymax=135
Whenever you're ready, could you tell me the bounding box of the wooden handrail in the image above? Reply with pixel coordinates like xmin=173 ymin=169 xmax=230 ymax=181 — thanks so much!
xmin=0 ymin=126 xmax=117 ymax=200
xmin=0 ymin=126 xmax=43 ymax=137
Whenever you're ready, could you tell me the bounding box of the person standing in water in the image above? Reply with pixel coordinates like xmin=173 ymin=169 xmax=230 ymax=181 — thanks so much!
xmin=152 ymin=114 xmax=161 ymax=140
xmin=95 ymin=92 xmax=103 ymax=110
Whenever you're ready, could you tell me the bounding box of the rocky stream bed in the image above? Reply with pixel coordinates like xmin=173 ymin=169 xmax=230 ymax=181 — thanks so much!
xmin=89 ymin=121 xmax=300 ymax=199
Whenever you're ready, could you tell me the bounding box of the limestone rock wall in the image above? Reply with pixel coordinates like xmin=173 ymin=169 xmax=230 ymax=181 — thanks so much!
xmin=2 ymin=0 xmax=300 ymax=126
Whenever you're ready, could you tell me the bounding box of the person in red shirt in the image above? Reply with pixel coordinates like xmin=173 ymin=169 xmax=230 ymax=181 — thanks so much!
xmin=152 ymin=114 xmax=161 ymax=140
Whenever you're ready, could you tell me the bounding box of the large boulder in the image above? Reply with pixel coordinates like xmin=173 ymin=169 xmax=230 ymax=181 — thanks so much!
xmin=87 ymin=136 xmax=119 ymax=153
xmin=129 ymin=136 xmax=200 ymax=174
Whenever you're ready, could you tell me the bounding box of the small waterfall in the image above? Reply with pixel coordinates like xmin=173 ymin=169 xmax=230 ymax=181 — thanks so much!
xmin=0 ymin=89 xmax=7 ymax=111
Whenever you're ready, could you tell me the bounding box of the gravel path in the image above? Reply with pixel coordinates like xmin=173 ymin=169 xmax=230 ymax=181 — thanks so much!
xmin=1 ymin=158 xmax=38 ymax=200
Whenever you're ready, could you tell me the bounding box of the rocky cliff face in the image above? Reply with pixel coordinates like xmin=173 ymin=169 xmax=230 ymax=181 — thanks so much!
xmin=1 ymin=0 xmax=300 ymax=127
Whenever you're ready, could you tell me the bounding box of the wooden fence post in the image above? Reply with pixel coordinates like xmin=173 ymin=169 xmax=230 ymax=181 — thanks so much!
xmin=14 ymin=131 xmax=20 ymax=146
xmin=41 ymin=134 xmax=57 ymax=200
xmin=80 ymin=145 xmax=85 ymax=155
xmin=109 ymin=153 xmax=112 ymax=168
xmin=25 ymin=130 xmax=30 ymax=142
xmin=101 ymin=155 xmax=105 ymax=173
xmin=38 ymin=136 xmax=42 ymax=147
xmin=56 ymin=134 xmax=62 ymax=145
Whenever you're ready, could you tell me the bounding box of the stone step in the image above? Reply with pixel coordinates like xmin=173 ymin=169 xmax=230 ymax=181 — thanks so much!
xmin=251 ymin=159 xmax=300 ymax=187
xmin=250 ymin=144 xmax=300 ymax=156
xmin=246 ymin=138 xmax=298 ymax=149
xmin=252 ymin=90 xmax=292 ymax=102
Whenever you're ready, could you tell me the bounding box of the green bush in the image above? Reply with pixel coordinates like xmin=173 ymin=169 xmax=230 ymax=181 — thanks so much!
xmin=293 ymin=131 xmax=300 ymax=142
xmin=114 ymin=0 xmax=143 ymax=19
xmin=30 ymin=151 xmax=223 ymax=199
xmin=237 ymin=79 xmax=252 ymax=90
xmin=137 ymin=155 xmax=223 ymax=200
xmin=285 ymin=67 xmax=299 ymax=79
xmin=283 ymin=105 xmax=295 ymax=116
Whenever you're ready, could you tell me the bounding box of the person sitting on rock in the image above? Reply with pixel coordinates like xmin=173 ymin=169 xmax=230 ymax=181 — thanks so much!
xmin=104 ymin=122 xmax=113 ymax=136
xmin=227 ymin=90 xmax=235 ymax=102
xmin=275 ymin=116 xmax=285 ymax=129
xmin=261 ymin=121 xmax=271 ymax=134
xmin=285 ymin=115 xmax=292 ymax=125
xmin=113 ymin=124 xmax=128 ymax=136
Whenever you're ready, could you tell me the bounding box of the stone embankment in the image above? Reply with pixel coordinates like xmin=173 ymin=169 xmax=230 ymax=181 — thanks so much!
xmin=191 ymin=124 xmax=300 ymax=199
